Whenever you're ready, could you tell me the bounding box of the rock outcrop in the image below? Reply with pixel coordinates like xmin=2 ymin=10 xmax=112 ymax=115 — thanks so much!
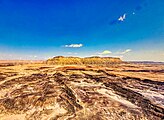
xmin=46 ymin=56 xmax=122 ymax=65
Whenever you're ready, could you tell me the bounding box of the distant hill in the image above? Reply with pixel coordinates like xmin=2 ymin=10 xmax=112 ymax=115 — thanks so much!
xmin=0 ymin=60 xmax=43 ymax=66
xmin=128 ymin=61 xmax=164 ymax=65
xmin=46 ymin=56 xmax=122 ymax=65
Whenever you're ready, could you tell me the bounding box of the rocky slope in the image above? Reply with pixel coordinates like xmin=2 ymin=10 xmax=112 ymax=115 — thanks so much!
xmin=46 ymin=56 xmax=122 ymax=65
xmin=0 ymin=63 xmax=163 ymax=120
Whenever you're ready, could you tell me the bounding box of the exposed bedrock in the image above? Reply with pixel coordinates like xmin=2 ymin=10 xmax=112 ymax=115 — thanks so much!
xmin=0 ymin=65 xmax=163 ymax=120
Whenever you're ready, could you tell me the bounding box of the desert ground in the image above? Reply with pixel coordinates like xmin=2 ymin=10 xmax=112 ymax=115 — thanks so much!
xmin=0 ymin=62 xmax=163 ymax=120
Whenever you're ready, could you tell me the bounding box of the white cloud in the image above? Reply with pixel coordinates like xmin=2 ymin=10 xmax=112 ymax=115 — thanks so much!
xmin=64 ymin=44 xmax=83 ymax=48
xmin=118 ymin=13 xmax=126 ymax=21
xmin=98 ymin=50 xmax=112 ymax=55
xmin=120 ymin=49 xmax=132 ymax=54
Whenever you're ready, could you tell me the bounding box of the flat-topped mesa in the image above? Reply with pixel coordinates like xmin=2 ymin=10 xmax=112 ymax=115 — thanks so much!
xmin=46 ymin=56 xmax=122 ymax=65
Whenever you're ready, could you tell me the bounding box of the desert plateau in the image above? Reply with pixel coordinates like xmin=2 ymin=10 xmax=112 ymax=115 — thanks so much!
xmin=0 ymin=57 xmax=163 ymax=120
xmin=1 ymin=0 xmax=163 ymax=119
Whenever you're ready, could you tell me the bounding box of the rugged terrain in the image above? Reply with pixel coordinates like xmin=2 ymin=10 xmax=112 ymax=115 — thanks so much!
xmin=0 ymin=62 xmax=163 ymax=120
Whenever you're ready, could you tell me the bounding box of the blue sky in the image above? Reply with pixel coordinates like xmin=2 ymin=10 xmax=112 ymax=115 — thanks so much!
xmin=0 ymin=0 xmax=164 ymax=61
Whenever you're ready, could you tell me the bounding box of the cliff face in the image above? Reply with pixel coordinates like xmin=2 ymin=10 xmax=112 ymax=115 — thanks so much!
xmin=46 ymin=56 xmax=122 ymax=65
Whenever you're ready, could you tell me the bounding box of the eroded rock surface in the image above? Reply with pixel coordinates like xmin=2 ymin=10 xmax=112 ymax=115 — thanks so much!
xmin=46 ymin=56 xmax=122 ymax=65
xmin=0 ymin=63 xmax=163 ymax=120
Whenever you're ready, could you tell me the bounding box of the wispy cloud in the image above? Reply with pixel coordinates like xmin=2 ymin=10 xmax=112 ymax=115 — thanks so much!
xmin=64 ymin=44 xmax=83 ymax=48
xmin=98 ymin=50 xmax=112 ymax=55
xmin=109 ymin=13 xmax=127 ymax=25
xmin=118 ymin=13 xmax=126 ymax=21
xmin=91 ymin=50 xmax=112 ymax=57
xmin=120 ymin=49 xmax=132 ymax=54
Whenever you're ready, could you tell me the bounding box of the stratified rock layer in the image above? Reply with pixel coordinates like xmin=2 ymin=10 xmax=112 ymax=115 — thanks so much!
xmin=46 ymin=56 xmax=122 ymax=65
xmin=0 ymin=63 xmax=163 ymax=120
